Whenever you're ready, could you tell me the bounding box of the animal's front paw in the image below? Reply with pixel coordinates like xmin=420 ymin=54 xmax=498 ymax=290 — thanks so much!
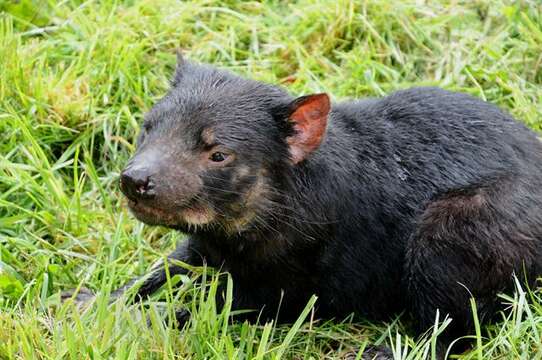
xmin=60 ymin=287 xmax=95 ymax=308
xmin=173 ymin=308 xmax=191 ymax=329
xmin=361 ymin=345 xmax=394 ymax=360
xmin=344 ymin=345 xmax=394 ymax=360
xmin=146 ymin=306 xmax=191 ymax=329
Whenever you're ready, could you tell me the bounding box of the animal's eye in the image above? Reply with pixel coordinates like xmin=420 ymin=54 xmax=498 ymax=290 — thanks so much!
xmin=143 ymin=122 xmax=152 ymax=132
xmin=210 ymin=152 xmax=228 ymax=162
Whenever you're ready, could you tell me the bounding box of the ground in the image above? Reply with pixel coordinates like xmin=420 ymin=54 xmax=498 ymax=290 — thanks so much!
xmin=1 ymin=0 xmax=542 ymax=359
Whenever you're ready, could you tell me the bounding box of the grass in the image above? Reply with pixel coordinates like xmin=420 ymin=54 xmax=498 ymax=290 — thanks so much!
xmin=1 ymin=0 xmax=542 ymax=358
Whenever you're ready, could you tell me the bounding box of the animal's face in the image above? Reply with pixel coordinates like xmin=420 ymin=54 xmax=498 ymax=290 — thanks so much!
xmin=120 ymin=56 xmax=330 ymax=234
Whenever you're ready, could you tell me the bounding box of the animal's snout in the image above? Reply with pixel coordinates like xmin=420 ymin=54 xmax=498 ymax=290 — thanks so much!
xmin=119 ymin=145 xmax=204 ymax=212
xmin=120 ymin=166 xmax=156 ymax=201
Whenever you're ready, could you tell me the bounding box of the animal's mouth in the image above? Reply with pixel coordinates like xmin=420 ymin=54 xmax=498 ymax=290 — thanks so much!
xmin=127 ymin=199 xmax=215 ymax=227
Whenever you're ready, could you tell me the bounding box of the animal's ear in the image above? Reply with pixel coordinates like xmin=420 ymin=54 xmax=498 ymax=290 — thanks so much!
xmin=286 ymin=93 xmax=330 ymax=164
xmin=172 ymin=49 xmax=186 ymax=86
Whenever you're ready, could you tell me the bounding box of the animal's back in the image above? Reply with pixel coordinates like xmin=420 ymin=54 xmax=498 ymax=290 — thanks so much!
xmin=338 ymin=87 xmax=542 ymax=188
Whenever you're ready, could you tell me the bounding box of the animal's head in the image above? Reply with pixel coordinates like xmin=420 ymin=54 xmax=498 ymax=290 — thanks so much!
xmin=120 ymin=54 xmax=330 ymax=234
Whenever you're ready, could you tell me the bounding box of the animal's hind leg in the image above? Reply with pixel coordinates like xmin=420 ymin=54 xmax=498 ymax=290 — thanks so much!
xmin=405 ymin=178 xmax=542 ymax=356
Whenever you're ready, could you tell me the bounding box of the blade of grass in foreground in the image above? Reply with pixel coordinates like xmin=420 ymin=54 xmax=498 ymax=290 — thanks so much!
xmin=273 ymin=295 xmax=318 ymax=359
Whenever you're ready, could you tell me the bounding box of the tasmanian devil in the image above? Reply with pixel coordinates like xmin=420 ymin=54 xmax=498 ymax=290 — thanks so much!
xmin=68 ymin=54 xmax=542 ymax=359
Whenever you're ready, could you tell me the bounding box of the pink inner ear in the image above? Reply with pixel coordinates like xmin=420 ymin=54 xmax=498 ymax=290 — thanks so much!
xmin=287 ymin=94 xmax=330 ymax=164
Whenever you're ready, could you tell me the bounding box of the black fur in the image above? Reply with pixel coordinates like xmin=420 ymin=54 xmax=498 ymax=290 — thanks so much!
xmin=105 ymin=59 xmax=542 ymax=357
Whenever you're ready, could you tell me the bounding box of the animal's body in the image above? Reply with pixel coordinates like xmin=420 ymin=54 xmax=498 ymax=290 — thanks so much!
xmin=73 ymin=56 xmax=542 ymax=358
